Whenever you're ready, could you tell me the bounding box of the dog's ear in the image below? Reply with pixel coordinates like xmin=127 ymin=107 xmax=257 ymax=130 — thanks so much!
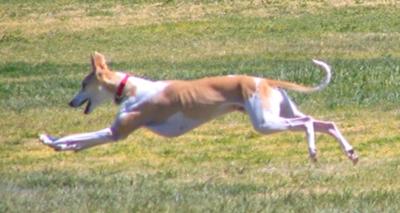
xmin=91 ymin=52 xmax=113 ymax=84
xmin=92 ymin=52 xmax=108 ymax=72
xmin=90 ymin=54 xmax=96 ymax=73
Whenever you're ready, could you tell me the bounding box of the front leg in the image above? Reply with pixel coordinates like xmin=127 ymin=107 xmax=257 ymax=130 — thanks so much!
xmin=39 ymin=127 xmax=117 ymax=151
xmin=39 ymin=111 xmax=146 ymax=151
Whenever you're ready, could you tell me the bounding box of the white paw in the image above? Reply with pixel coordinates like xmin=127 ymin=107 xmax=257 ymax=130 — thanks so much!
xmin=309 ymin=149 xmax=317 ymax=163
xmin=39 ymin=134 xmax=64 ymax=151
xmin=347 ymin=149 xmax=359 ymax=165
xmin=39 ymin=134 xmax=54 ymax=145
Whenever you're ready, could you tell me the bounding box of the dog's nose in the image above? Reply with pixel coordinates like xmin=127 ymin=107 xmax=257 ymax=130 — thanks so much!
xmin=68 ymin=101 xmax=74 ymax=107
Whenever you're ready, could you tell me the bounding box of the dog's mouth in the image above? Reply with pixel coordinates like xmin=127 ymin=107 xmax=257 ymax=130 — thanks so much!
xmin=70 ymin=99 xmax=91 ymax=114
xmin=83 ymin=100 xmax=91 ymax=114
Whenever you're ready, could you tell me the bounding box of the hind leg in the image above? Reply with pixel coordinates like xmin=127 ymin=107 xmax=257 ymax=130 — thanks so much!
xmin=280 ymin=91 xmax=358 ymax=164
xmin=245 ymin=91 xmax=318 ymax=161
xmin=312 ymin=120 xmax=358 ymax=164
xmin=249 ymin=111 xmax=318 ymax=161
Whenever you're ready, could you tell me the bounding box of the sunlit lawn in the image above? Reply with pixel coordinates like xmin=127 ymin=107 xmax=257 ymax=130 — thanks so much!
xmin=1 ymin=1 xmax=400 ymax=212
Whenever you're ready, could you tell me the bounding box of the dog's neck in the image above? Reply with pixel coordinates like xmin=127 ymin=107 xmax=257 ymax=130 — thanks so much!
xmin=112 ymin=72 xmax=154 ymax=104
xmin=114 ymin=73 xmax=130 ymax=104
xmin=111 ymin=72 xmax=132 ymax=104
xmin=112 ymin=72 xmax=168 ymax=105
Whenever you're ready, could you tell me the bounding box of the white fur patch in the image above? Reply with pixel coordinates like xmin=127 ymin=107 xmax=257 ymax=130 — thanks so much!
xmin=146 ymin=112 xmax=203 ymax=137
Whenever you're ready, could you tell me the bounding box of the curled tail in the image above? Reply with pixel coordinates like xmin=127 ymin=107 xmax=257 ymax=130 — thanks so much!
xmin=267 ymin=59 xmax=332 ymax=93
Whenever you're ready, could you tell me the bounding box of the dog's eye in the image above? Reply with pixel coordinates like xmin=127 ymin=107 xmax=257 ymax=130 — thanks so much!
xmin=82 ymin=82 xmax=87 ymax=89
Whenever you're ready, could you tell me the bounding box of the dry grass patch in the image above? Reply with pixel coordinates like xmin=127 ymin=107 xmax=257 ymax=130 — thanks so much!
xmin=1 ymin=1 xmax=397 ymax=38
xmin=0 ymin=3 xmax=249 ymax=37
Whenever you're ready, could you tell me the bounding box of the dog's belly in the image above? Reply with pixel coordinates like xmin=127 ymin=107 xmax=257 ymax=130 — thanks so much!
xmin=145 ymin=112 xmax=206 ymax=137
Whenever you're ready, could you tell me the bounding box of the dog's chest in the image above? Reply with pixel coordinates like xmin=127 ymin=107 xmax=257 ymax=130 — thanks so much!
xmin=121 ymin=80 xmax=168 ymax=112
xmin=144 ymin=102 xmax=238 ymax=137
xmin=145 ymin=112 xmax=203 ymax=137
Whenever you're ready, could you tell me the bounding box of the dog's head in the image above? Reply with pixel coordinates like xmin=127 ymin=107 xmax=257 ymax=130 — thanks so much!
xmin=69 ymin=52 xmax=115 ymax=114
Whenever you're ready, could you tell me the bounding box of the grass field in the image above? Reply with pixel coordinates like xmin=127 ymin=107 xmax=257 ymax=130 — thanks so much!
xmin=1 ymin=0 xmax=400 ymax=212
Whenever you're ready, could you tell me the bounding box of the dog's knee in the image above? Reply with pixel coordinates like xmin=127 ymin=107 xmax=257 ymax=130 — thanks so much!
xmin=252 ymin=119 xmax=288 ymax=134
xmin=113 ymin=133 xmax=128 ymax=141
xmin=110 ymin=126 xmax=128 ymax=141
xmin=253 ymin=125 xmax=275 ymax=134
xmin=317 ymin=121 xmax=338 ymax=135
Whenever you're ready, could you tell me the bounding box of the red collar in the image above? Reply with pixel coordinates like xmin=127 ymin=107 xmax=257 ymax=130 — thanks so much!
xmin=115 ymin=74 xmax=130 ymax=104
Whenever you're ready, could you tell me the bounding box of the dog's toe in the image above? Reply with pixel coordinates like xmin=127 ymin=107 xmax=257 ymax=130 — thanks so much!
xmin=347 ymin=149 xmax=359 ymax=165
xmin=39 ymin=134 xmax=52 ymax=144
xmin=53 ymin=146 xmax=62 ymax=152
xmin=310 ymin=155 xmax=318 ymax=163
xmin=39 ymin=134 xmax=59 ymax=146
xmin=309 ymin=149 xmax=318 ymax=163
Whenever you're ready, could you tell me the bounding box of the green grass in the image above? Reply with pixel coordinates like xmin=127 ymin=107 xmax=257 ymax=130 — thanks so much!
xmin=1 ymin=1 xmax=400 ymax=212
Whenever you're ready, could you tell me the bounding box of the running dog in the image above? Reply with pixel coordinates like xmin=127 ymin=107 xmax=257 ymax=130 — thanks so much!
xmin=39 ymin=52 xmax=358 ymax=164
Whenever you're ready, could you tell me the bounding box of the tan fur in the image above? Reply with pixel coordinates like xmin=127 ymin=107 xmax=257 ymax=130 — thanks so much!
xmin=267 ymin=79 xmax=320 ymax=93
xmin=113 ymin=112 xmax=146 ymax=139
xmin=258 ymin=79 xmax=274 ymax=110
xmin=150 ymin=76 xmax=252 ymax=119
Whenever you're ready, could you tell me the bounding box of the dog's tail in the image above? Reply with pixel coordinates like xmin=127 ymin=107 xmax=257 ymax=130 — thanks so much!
xmin=267 ymin=59 xmax=332 ymax=93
